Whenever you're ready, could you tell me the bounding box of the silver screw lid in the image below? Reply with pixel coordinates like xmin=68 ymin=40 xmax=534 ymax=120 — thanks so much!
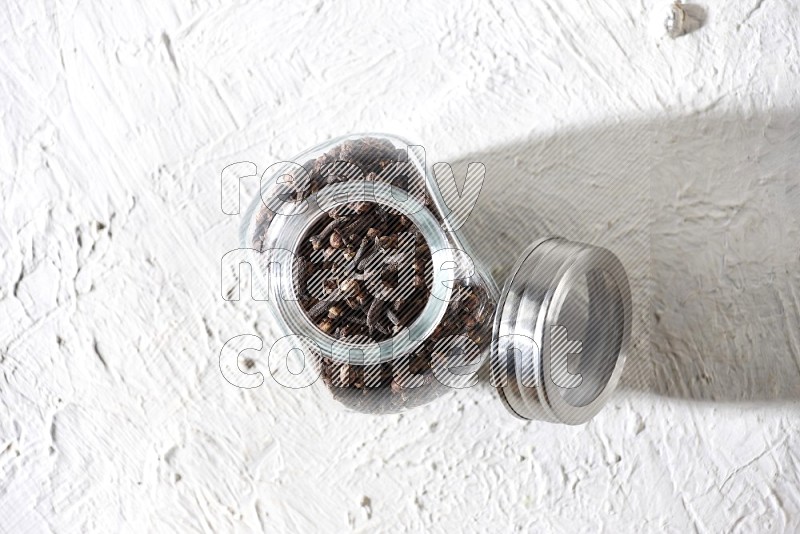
xmin=491 ymin=237 xmax=632 ymax=424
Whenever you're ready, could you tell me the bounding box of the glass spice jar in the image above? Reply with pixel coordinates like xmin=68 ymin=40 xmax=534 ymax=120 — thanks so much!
xmin=240 ymin=133 xmax=632 ymax=424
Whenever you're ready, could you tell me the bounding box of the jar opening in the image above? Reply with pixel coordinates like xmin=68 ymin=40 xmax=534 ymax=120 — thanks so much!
xmin=270 ymin=181 xmax=456 ymax=366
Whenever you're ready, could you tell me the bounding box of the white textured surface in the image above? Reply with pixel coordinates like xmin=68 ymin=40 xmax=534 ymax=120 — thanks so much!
xmin=2 ymin=1 xmax=800 ymax=532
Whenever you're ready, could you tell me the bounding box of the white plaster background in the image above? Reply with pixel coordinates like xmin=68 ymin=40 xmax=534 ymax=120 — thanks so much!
xmin=1 ymin=0 xmax=799 ymax=532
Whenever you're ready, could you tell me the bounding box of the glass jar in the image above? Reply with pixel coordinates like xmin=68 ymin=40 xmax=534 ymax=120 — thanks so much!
xmin=240 ymin=133 xmax=632 ymax=424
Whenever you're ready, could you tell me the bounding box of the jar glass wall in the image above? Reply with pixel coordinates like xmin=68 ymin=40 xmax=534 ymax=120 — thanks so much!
xmin=241 ymin=134 xmax=497 ymax=414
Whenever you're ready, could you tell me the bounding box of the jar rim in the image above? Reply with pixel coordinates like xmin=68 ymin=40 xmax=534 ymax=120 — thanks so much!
xmin=249 ymin=179 xmax=456 ymax=365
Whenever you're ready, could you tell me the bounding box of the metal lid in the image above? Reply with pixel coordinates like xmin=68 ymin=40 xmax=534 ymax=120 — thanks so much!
xmin=491 ymin=237 xmax=632 ymax=424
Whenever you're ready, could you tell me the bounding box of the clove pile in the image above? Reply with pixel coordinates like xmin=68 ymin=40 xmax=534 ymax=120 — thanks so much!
xmin=295 ymin=202 xmax=433 ymax=343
